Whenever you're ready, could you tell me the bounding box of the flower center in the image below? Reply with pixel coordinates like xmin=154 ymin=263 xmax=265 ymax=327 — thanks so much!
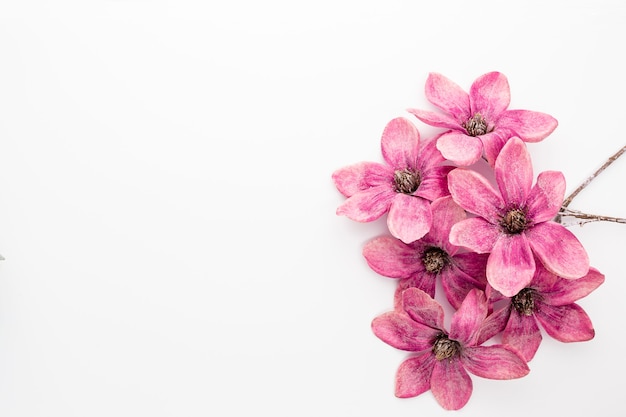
xmin=512 ymin=288 xmax=538 ymax=316
xmin=462 ymin=113 xmax=491 ymax=136
xmin=393 ymin=169 xmax=421 ymax=194
xmin=422 ymin=247 xmax=449 ymax=274
xmin=432 ymin=334 xmax=460 ymax=361
xmin=500 ymin=208 xmax=528 ymax=234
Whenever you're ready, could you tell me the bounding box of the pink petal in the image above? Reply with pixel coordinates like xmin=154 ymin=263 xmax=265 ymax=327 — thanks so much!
xmin=416 ymin=134 xmax=446 ymax=173
xmin=449 ymin=289 xmax=488 ymax=346
xmin=430 ymin=359 xmax=473 ymax=410
xmin=362 ymin=236 xmax=423 ymax=279
xmin=448 ymin=168 xmax=504 ymax=223
xmin=495 ymin=138 xmax=533 ymax=207
xmin=480 ymin=130 xmax=510 ymax=168
xmin=476 ymin=306 xmax=511 ymax=345
xmin=502 ymin=310 xmax=542 ymax=362
xmin=394 ymin=274 xmax=437 ymax=310
xmin=497 ymin=109 xmax=558 ymax=142
xmin=414 ymin=165 xmax=454 ymax=202
xmin=426 ymin=196 xmax=467 ymax=253
xmin=407 ymin=109 xmax=461 ymax=130
xmin=526 ymin=222 xmax=590 ymax=279
xmin=449 ymin=217 xmax=500 ymax=253
xmin=424 ymin=72 xmax=471 ymax=121
xmin=469 ymin=72 xmax=511 ymax=121
xmin=395 ymin=354 xmax=435 ymax=398
xmin=388 ymin=194 xmax=432 ymax=244
xmin=441 ymin=265 xmax=487 ymax=310
xmin=336 ymin=186 xmax=394 ymax=222
xmin=462 ymin=345 xmax=530 ymax=379
xmin=401 ymin=288 xmax=445 ymax=329
xmin=486 ymin=234 xmax=536 ymax=297
xmin=371 ymin=311 xmax=439 ymax=351
xmin=381 ymin=117 xmax=420 ymax=169
xmin=541 ymin=267 xmax=605 ymax=306
xmin=451 ymin=252 xmax=489 ymax=282
xmin=525 ymin=171 xmax=566 ymax=223
xmin=436 ymin=131 xmax=483 ymax=166
xmin=534 ymin=303 xmax=595 ymax=343
xmin=331 ymin=161 xmax=393 ymax=197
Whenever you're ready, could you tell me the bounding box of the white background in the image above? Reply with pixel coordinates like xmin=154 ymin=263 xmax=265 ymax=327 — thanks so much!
xmin=1 ymin=1 xmax=625 ymax=415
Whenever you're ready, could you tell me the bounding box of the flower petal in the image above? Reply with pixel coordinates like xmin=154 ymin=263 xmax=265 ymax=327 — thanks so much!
xmin=424 ymin=72 xmax=471 ymax=121
xmin=415 ymin=165 xmax=454 ymax=202
xmin=407 ymin=109 xmax=461 ymax=130
xmin=486 ymin=234 xmax=536 ymax=297
xmin=331 ymin=161 xmax=393 ymax=197
xmin=502 ymin=310 xmax=542 ymax=362
xmin=497 ymin=109 xmax=558 ymax=142
xmin=381 ymin=117 xmax=420 ymax=169
xmin=416 ymin=134 xmax=447 ymax=172
xmin=394 ymin=274 xmax=437 ymax=310
xmin=441 ymin=264 xmax=487 ymax=310
xmin=448 ymin=168 xmax=504 ymax=223
xmin=495 ymin=138 xmax=533 ymax=207
xmin=469 ymin=71 xmax=510 ymax=121
xmin=402 ymin=288 xmax=445 ymax=329
xmin=462 ymin=345 xmax=530 ymax=379
xmin=480 ymin=130 xmax=510 ymax=167
xmin=336 ymin=186 xmax=394 ymax=222
xmin=425 ymin=196 xmax=467 ymax=253
xmin=449 ymin=217 xmax=500 ymax=253
xmin=534 ymin=303 xmax=595 ymax=343
xmin=541 ymin=267 xmax=605 ymax=306
xmin=395 ymin=354 xmax=435 ymax=398
xmin=526 ymin=222 xmax=590 ymax=279
xmin=476 ymin=305 xmax=511 ymax=345
xmin=525 ymin=171 xmax=566 ymax=223
xmin=388 ymin=194 xmax=432 ymax=244
xmin=362 ymin=235 xmax=424 ymax=279
xmin=436 ymin=132 xmax=483 ymax=166
xmin=430 ymin=359 xmax=473 ymax=410
xmin=372 ymin=311 xmax=439 ymax=351
xmin=449 ymin=289 xmax=488 ymax=346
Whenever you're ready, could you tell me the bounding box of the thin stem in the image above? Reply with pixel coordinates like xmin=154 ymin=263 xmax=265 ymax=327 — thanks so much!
xmin=558 ymin=207 xmax=626 ymax=225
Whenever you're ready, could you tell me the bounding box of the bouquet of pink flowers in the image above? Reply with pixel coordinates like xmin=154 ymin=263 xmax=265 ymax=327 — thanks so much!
xmin=332 ymin=71 xmax=623 ymax=410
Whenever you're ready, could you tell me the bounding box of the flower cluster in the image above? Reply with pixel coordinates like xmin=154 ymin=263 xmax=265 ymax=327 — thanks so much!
xmin=332 ymin=72 xmax=605 ymax=410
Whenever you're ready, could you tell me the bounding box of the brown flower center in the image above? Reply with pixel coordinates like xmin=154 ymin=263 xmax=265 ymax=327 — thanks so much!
xmin=432 ymin=334 xmax=460 ymax=361
xmin=512 ymin=288 xmax=538 ymax=316
xmin=422 ymin=247 xmax=449 ymax=274
xmin=393 ymin=169 xmax=421 ymax=194
xmin=500 ymin=208 xmax=528 ymax=234
xmin=462 ymin=113 xmax=492 ymax=137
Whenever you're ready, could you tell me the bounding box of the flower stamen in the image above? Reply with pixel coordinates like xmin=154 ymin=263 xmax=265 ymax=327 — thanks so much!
xmin=500 ymin=208 xmax=528 ymax=234
xmin=512 ymin=288 xmax=538 ymax=316
xmin=393 ymin=169 xmax=421 ymax=194
xmin=422 ymin=247 xmax=449 ymax=274
xmin=432 ymin=334 xmax=460 ymax=361
xmin=462 ymin=113 xmax=491 ymax=137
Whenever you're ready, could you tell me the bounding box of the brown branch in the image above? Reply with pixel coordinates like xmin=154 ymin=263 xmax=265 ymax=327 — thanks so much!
xmin=558 ymin=207 xmax=626 ymax=226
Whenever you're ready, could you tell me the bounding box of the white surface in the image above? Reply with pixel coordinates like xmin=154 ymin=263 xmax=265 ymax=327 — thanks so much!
xmin=0 ymin=1 xmax=624 ymax=415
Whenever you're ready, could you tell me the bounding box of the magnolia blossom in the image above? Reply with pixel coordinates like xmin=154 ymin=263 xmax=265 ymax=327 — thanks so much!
xmin=332 ymin=117 xmax=453 ymax=243
xmin=408 ymin=71 xmax=557 ymax=166
xmin=448 ymin=137 xmax=590 ymax=297
xmin=372 ymin=288 xmax=529 ymax=410
xmin=478 ymin=264 xmax=604 ymax=362
xmin=362 ymin=196 xmax=488 ymax=309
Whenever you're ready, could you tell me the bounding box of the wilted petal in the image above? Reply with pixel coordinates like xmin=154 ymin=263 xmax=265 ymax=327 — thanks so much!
xmin=415 ymin=165 xmax=454 ymax=202
xmin=450 ymin=217 xmax=500 ymax=253
xmin=436 ymin=132 xmax=483 ymax=166
xmin=407 ymin=109 xmax=461 ymax=130
xmin=469 ymin=72 xmax=511 ymax=121
xmin=534 ymin=303 xmax=595 ymax=343
xmin=502 ymin=310 xmax=542 ymax=362
xmin=448 ymin=168 xmax=504 ymax=223
xmin=388 ymin=194 xmax=432 ymax=244
xmin=402 ymin=288 xmax=445 ymax=329
xmin=449 ymin=289 xmax=488 ymax=345
xmin=362 ymin=236 xmax=423 ymax=279
xmin=487 ymin=234 xmax=536 ymax=297
xmin=430 ymin=359 xmax=472 ymax=410
xmin=336 ymin=186 xmax=394 ymax=222
xmin=372 ymin=311 xmax=438 ymax=351
xmin=395 ymin=354 xmax=435 ymax=398
xmin=526 ymin=222 xmax=590 ymax=279
xmin=332 ymin=161 xmax=393 ymax=197
xmin=497 ymin=109 xmax=558 ymax=142
xmin=462 ymin=345 xmax=530 ymax=379
xmin=381 ymin=117 xmax=420 ymax=169
xmin=541 ymin=267 xmax=605 ymax=306
xmin=525 ymin=171 xmax=566 ymax=223
xmin=424 ymin=72 xmax=471 ymax=121
xmin=395 ymin=275 xmax=437 ymax=310
xmin=495 ymin=138 xmax=533 ymax=207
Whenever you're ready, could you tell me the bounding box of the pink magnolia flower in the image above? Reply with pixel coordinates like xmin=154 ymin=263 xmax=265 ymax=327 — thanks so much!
xmin=363 ymin=196 xmax=488 ymax=309
xmin=372 ymin=288 xmax=529 ymax=410
xmin=408 ymin=72 xmax=558 ymax=166
xmin=332 ymin=117 xmax=453 ymax=243
xmin=478 ymin=264 xmax=604 ymax=362
xmin=448 ymin=137 xmax=590 ymax=297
